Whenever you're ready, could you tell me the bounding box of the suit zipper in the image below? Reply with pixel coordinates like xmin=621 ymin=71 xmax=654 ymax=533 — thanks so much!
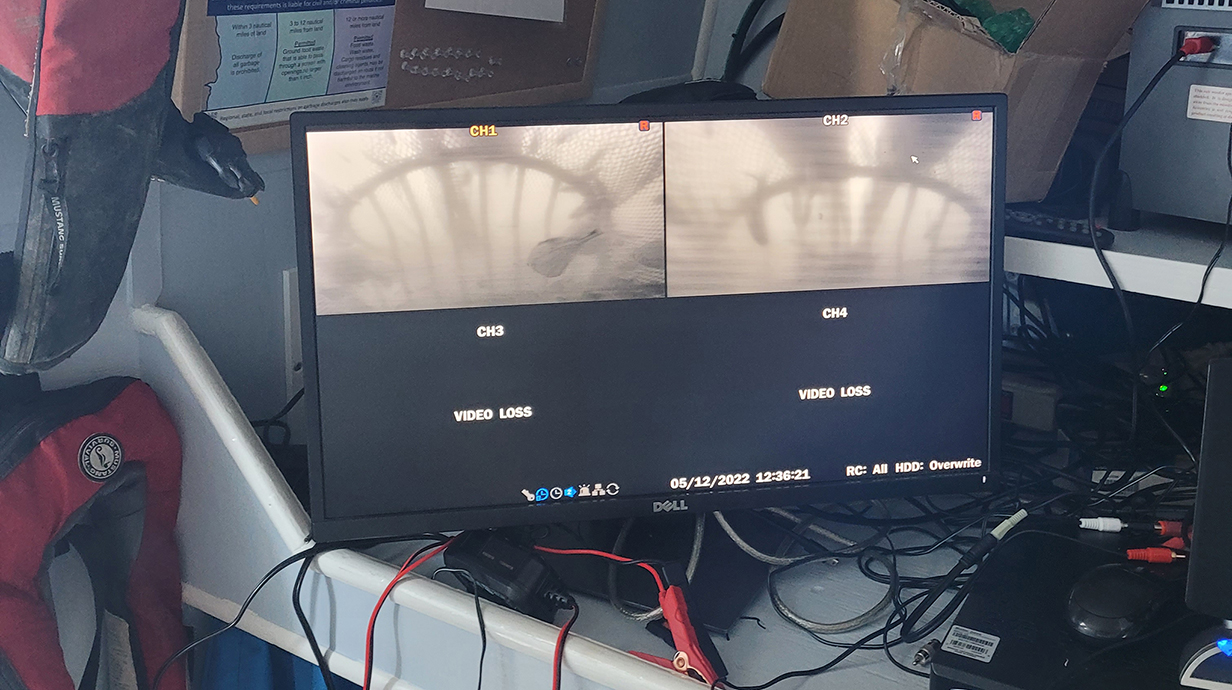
xmin=4 ymin=138 xmax=66 ymax=364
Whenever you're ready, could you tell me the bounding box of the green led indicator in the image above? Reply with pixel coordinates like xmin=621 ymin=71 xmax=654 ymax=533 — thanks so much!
xmin=1159 ymin=384 xmax=1169 ymax=392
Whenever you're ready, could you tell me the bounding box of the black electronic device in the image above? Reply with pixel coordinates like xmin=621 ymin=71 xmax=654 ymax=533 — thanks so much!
xmin=442 ymin=530 xmax=568 ymax=623
xmin=1180 ymin=357 xmax=1232 ymax=689
xmin=1066 ymin=563 xmax=1170 ymax=641
xmin=1187 ymin=358 xmax=1232 ymax=619
xmin=291 ymin=95 xmax=1006 ymax=541
xmin=1005 ymin=207 xmax=1114 ymax=248
xmin=533 ymin=513 xmax=772 ymax=635
xmin=1180 ymin=625 xmax=1232 ymax=689
xmin=929 ymin=531 xmax=1193 ymax=690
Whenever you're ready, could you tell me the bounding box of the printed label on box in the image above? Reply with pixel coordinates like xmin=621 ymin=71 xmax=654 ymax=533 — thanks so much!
xmin=1188 ymin=84 xmax=1232 ymax=125
xmin=204 ymin=0 xmax=394 ymax=127
xmin=942 ymin=624 xmax=1001 ymax=663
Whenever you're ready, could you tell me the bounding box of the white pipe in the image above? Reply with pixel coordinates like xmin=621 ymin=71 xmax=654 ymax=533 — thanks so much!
xmin=316 ymin=551 xmax=700 ymax=690
xmin=691 ymin=0 xmax=720 ymax=81
xmin=183 ymin=584 xmax=425 ymax=690
xmin=131 ymin=305 xmax=313 ymax=550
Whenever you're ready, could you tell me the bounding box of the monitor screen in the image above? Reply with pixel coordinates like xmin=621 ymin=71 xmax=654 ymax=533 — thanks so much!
xmin=292 ymin=95 xmax=1005 ymax=542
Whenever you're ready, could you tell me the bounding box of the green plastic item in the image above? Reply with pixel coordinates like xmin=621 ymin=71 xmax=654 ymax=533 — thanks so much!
xmin=982 ymin=7 xmax=1034 ymax=53
xmin=951 ymin=0 xmax=995 ymax=22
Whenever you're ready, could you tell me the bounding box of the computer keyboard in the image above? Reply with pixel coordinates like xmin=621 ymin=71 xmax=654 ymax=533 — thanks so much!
xmin=1006 ymin=209 xmax=1114 ymax=249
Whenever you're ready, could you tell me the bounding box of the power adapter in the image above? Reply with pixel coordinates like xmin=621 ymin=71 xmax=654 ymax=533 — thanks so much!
xmin=443 ymin=530 xmax=571 ymax=622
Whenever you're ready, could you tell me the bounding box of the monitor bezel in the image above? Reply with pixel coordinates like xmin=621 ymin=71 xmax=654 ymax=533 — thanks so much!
xmin=290 ymin=94 xmax=1007 ymax=544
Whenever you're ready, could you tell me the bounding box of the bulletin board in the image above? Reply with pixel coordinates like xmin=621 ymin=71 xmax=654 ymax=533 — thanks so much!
xmin=171 ymin=0 xmax=607 ymax=153
xmin=385 ymin=0 xmax=603 ymax=108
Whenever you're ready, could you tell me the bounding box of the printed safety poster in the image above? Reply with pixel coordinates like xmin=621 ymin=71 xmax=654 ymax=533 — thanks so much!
xmin=204 ymin=0 xmax=395 ymax=128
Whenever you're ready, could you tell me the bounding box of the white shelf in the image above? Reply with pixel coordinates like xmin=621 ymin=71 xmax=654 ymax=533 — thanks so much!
xmin=1005 ymin=215 xmax=1232 ymax=309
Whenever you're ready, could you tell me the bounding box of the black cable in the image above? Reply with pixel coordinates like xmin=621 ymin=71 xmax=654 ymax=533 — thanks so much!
xmin=553 ymin=602 xmax=580 ymax=690
xmin=723 ymin=618 xmax=901 ymax=690
xmin=723 ymin=0 xmax=770 ymax=82
xmin=894 ymin=522 xmax=1085 ymax=647
xmin=260 ymin=388 xmax=305 ymax=423
xmin=802 ymin=484 xmax=1033 ymax=528
xmin=726 ymin=13 xmax=785 ymax=82
xmin=251 ymin=388 xmax=306 ymax=445
xmin=249 ymin=389 xmax=305 ymax=452
xmin=896 ymin=560 xmax=980 ymax=644
xmin=1087 ymin=51 xmax=1184 ymax=451
xmin=153 ymin=548 xmax=315 ymax=690
xmin=793 ymin=590 xmax=933 ymax=653
xmin=1146 ymin=395 xmax=1199 ymax=466
xmin=364 ymin=539 xmax=449 ymax=687
xmin=291 ymin=534 xmax=449 ymax=690
xmin=1144 ymin=123 xmax=1232 ymax=361
xmin=880 ymin=544 xmax=929 ymax=679
xmin=293 ymin=552 xmax=338 ymax=690
xmin=743 ymin=513 xmax=1144 ymax=689
xmin=432 ymin=568 xmax=487 ymax=690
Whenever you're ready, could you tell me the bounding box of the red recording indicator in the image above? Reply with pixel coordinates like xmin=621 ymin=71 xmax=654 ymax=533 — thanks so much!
xmin=972 ymin=110 xmax=983 ymax=121
xmin=638 ymin=120 xmax=651 ymax=131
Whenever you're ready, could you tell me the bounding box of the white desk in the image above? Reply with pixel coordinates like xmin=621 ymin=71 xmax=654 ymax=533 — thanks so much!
xmin=49 ymin=272 xmax=948 ymax=690
xmin=1006 ymin=214 xmax=1232 ymax=308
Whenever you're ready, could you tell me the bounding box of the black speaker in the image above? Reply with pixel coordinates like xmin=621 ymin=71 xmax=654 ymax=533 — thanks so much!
xmin=1187 ymin=358 xmax=1232 ymax=618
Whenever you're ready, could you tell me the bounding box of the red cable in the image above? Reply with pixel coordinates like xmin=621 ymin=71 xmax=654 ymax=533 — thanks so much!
xmin=1182 ymin=36 xmax=1217 ymax=56
xmin=532 ymin=545 xmax=667 ymax=592
xmin=533 ymin=546 xmax=667 ymax=690
xmin=363 ymin=539 xmax=455 ymax=690
xmin=552 ymin=602 xmax=580 ymax=690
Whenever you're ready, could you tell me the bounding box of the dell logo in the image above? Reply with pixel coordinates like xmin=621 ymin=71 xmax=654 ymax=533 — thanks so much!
xmin=653 ymin=500 xmax=688 ymax=513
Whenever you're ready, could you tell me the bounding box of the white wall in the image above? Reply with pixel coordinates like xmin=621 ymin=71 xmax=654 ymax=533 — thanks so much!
xmin=0 ymin=92 xmax=26 ymax=254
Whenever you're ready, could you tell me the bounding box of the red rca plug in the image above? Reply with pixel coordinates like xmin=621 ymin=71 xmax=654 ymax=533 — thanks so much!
xmin=1162 ymin=537 xmax=1188 ymax=551
xmin=1156 ymin=520 xmax=1186 ymax=538
xmin=1182 ymin=36 xmax=1218 ymax=56
xmin=1127 ymin=547 xmax=1186 ymax=564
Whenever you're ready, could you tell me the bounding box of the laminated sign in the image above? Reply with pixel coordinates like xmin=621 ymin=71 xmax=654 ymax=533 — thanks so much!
xmin=202 ymin=0 xmax=395 ymax=128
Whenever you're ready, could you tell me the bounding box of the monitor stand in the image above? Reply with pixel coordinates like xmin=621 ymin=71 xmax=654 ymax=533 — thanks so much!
xmin=527 ymin=512 xmax=784 ymax=636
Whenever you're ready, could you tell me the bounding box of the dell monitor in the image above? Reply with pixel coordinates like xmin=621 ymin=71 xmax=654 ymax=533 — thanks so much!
xmin=291 ymin=95 xmax=1005 ymax=543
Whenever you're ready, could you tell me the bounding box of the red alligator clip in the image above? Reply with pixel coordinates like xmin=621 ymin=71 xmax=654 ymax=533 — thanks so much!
xmin=629 ymin=586 xmax=723 ymax=686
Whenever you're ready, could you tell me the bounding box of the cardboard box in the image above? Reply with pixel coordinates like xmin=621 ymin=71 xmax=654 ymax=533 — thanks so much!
xmin=762 ymin=0 xmax=1148 ymax=202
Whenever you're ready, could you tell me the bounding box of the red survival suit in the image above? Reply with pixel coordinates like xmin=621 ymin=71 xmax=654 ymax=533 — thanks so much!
xmin=0 ymin=376 xmax=186 ymax=690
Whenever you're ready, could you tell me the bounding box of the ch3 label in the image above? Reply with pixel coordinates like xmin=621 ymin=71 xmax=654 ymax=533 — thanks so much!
xmin=476 ymin=325 xmax=504 ymax=337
